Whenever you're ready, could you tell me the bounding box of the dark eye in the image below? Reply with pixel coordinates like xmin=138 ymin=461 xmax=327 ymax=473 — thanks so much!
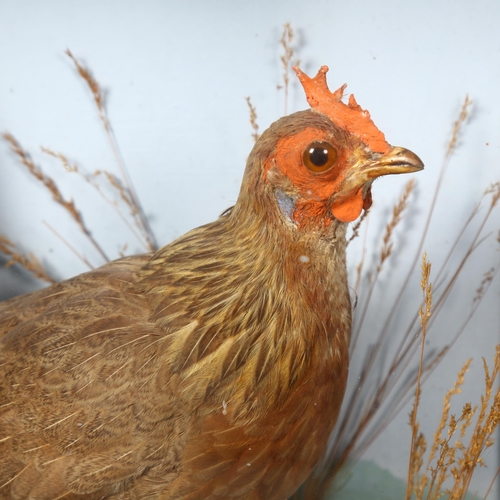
xmin=303 ymin=141 xmax=338 ymax=173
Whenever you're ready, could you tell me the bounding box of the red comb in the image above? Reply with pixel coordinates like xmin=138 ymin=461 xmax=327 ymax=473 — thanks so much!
xmin=293 ymin=66 xmax=390 ymax=154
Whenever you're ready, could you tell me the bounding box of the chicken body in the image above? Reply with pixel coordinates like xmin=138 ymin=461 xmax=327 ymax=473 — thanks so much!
xmin=0 ymin=220 xmax=349 ymax=499
xmin=0 ymin=78 xmax=422 ymax=499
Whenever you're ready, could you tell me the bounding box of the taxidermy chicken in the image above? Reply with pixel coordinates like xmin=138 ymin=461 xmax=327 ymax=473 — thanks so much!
xmin=0 ymin=66 xmax=423 ymax=499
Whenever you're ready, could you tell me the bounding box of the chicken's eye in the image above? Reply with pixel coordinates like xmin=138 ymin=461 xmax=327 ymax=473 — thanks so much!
xmin=303 ymin=141 xmax=338 ymax=173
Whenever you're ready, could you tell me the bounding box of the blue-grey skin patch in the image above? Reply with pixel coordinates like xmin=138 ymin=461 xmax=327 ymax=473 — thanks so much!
xmin=275 ymin=189 xmax=296 ymax=223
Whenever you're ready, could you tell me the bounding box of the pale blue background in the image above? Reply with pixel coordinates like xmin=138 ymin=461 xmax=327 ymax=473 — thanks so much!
xmin=1 ymin=1 xmax=499 ymax=496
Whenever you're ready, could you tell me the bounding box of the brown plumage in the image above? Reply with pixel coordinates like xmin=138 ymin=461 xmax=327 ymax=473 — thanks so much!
xmin=0 ymin=67 xmax=423 ymax=499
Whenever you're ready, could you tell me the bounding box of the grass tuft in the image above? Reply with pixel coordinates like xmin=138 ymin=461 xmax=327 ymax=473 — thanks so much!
xmin=245 ymin=96 xmax=260 ymax=142
xmin=0 ymin=236 xmax=55 ymax=284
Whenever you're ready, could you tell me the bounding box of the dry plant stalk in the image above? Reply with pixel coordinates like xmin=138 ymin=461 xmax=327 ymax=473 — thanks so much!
xmin=279 ymin=22 xmax=300 ymax=115
xmin=406 ymin=252 xmax=433 ymax=499
xmin=65 ymin=49 xmax=110 ymax=140
xmin=244 ymin=96 xmax=260 ymax=142
xmin=424 ymin=181 xmax=500 ymax=338
xmin=65 ymin=49 xmax=155 ymax=252
xmin=0 ymin=236 xmax=55 ymax=284
xmin=378 ymin=96 xmax=473 ymax=345
xmin=350 ymin=178 xmax=415 ymax=351
xmin=473 ymin=268 xmax=495 ymax=304
xmin=378 ymin=178 xmax=416 ymax=271
xmin=349 ymin=209 xmax=370 ymax=293
xmin=41 ymin=147 xmax=149 ymax=249
xmin=347 ymin=207 xmax=370 ymax=246
xmin=485 ymin=181 xmax=500 ymax=209
xmin=42 ymin=220 xmax=95 ymax=271
xmin=449 ymin=350 xmax=500 ymax=497
xmin=447 ymin=95 xmax=473 ymax=157
xmin=406 ymin=344 xmax=500 ymax=500
xmin=1 ymin=50 xmax=163 ymax=282
xmin=3 ymin=132 xmax=109 ymax=265
xmin=423 ymin=361 xmax=473 ymax=498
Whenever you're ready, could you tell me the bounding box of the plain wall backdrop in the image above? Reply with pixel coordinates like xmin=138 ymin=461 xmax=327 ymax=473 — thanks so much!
xmin=1 ymin=0 xmax=499 ymax=496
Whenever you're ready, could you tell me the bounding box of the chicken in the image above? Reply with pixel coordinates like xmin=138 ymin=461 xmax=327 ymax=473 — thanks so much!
xmin=0 ymin=66 xmax=423 ymax=499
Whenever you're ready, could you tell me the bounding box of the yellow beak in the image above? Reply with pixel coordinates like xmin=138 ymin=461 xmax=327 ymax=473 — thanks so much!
xmin=330 ymin=146 xmax=424 ymax=222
